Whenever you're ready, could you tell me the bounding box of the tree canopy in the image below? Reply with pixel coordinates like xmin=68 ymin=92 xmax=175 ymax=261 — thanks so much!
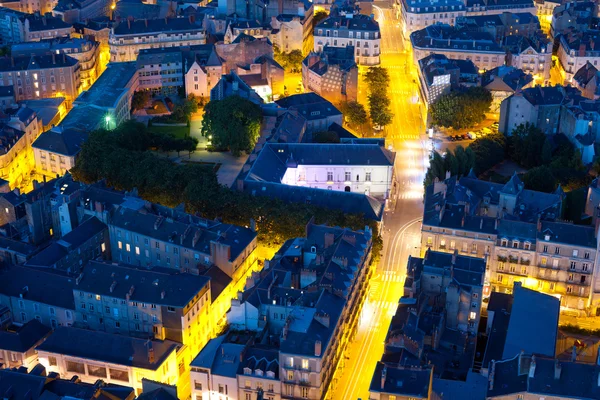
xmin=469 ymin=133 xmax=506 ymax=174
xmin=423 ymin=145 xmax=476 ymax=187
xmin=341 ymin=101 xmax=368 ymax=127
xmin=431 ymin=87 xmax=492 ymax=129
xmin=365 ymin=67 xmax=394 ymax=128
xmin=201 ymin=95 xmax=262 ymax=157
xmin=274 ymin=48 xmax=304 ymax=73
xmin=131 ymin=91 xmax=151 ymax=111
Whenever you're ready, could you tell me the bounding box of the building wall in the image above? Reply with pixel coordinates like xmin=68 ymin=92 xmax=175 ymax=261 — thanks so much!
xmin=412 ymin=47 xmax=504 ymax=71
xmin=303 ymin=63 xmax=358 ymax=104
xmin=0 ymin=294 xmax=76 ymax=328
xmin=138 ymin=59 xmax=183 ymax=95
xmin=313 ymin=29 xmax=380 ymax=66
xmin=237 ymin=372 xmax=281 ymax=400
xmin=191 ymin=368 xmax=238 ymax=400
xmin=109 ymin=31 xmax=206 ymax=62
xmin=557 ymin=38 xmax=600 ymax=84
xmin=37 ymin=348 xmax=178 ymax=394
xmin=185 ymin=62 xmax=223 ymax=99
xmin=33 ymin=147 xmax=76 ymax=178
xmin=24 ymin=23 xmax=73 ymax=42
xmin=270 ymin=17 xmax=304 ymax=53
xmin=508 ymin=45 xmax=552 ymax=82
xmin=280 ymin=164 xmax=393 ymax=198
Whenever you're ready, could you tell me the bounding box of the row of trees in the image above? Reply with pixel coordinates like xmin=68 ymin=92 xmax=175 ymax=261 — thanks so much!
xmin=364 ymin=67 xmax=394 ymax=128
xmin=274 ymin=46 xmax=304 ymax=73
xmin=200 ymin=96 xmax=263 ymax=157
xmin=430 ymin=87 xmax=492 ymax=130
xmin=424 ymin=146 xmax=476 ymax=187
xmin=71 ymin=120 xmax=383 ymax=257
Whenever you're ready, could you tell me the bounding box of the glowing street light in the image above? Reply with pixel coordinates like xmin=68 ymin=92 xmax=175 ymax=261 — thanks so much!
xmin=105 ymin=115 xmax=111 ymax=130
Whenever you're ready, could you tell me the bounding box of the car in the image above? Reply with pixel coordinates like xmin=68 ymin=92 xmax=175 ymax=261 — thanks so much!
xmin=454 ymin=135 xmax=462 ymax=141
xmin=461 ymin=134 xmax=469 ymax=140
xmin=467 ymin=132 xmax=476 ymax=140
xmin=481 ymin=127 xmax=492 ymax=134
xmin=447 ymin=136 xmax=455 ymax=141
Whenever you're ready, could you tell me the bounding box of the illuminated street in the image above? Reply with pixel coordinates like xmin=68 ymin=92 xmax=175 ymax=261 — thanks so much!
xmin=329 ymin=2 xmax=430 ymax=398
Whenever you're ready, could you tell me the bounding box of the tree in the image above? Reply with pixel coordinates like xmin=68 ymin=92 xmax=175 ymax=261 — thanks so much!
xmin=365 ymin=67 xmax=390 ymax=94
xmin=522 ymin=166 xmax=557 ymax=193
xmin=341 ymin=101 xmax=368 ymax=126
xmin=313 ymin=10 xmax=328 ymax=27
xmin=369 ymin=94 xmax=394 ymax=127
xmin=541 ymin=137 xmax=553 ymax=165
xmin=313 ymin=131 xmax=340 ymax=143
xmin=201 ymin=95 xmax=263 ymax=157
xmin=430 ymin=87 xmax=492 ymax=129
xmin=131 ymin=91 xmax=151 ymax=111
xmin=274 ymin=48 xmax=304 ymax=73
xmin=507 ymin=123 xmax=546 ymax=168
xmin=468 ymin=133 xmax=505 ymax=174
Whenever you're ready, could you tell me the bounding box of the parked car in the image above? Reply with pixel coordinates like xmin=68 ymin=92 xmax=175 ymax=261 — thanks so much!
xmin=447 ymin=136 xmax=455 ymax=141
xmin=481 ymin=127 xmax=492 ymax=134
xmin=467 ymin=132 xmax=476 ymax=140
xmin=461 ymin=134 xmax=469 ymax=140
xmin=454 ymin=135 xmax=462 ymax=141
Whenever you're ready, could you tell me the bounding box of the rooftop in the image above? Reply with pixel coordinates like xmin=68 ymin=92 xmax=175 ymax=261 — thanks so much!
xmin=37 ymin=327 xmax=178 ymax=370
xmin=0 ymin=319 xmax=51 ymax=352
xmin=113 ymin=16 xmax=202 ymax=35
xmin=0 ymin=53 xmax=77 ymax=73
xmin=410 ymin=24 xmax=503 ymax=53
xmin=275 ymin=92 xmax=342 ymax=120
xmin=315 ymin=14 xmax=379 ymax=32
xmin=32 ymin=127 xmax=87 ymax=156
xmin=369 ymin=362 xmax=432 ymax=397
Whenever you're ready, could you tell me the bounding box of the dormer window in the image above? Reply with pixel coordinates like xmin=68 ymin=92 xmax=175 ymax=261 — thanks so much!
xmin=311 ymin=246 xmax=316 ymax=253
xmin=512 ymin=240 xmax=519 ymax=249
xmin=501 ymin=238 xmax=508 ymax=247
xmin=255 ymin=369 xmax=263 ymax=376
xmin=524 ymin=242 xmax=531 ymax=250
xmin=544 ymin=234 xmax=551 ymax=241
xmin=244 ymin=367 xmax=252 ymax=375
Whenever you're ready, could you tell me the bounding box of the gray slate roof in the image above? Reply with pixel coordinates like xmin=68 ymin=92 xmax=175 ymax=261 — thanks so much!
xmin=32 ymin=128 xmax=88 ymax=156
xmin=0 ymin=319 xmax=51 ymax=352
xmin=37 ymin=327 xmax=178 ymax=370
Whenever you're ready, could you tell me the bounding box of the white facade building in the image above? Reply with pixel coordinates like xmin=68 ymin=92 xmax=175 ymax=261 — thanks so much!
xmin=557 ymin=29 xmax=600 ymax=84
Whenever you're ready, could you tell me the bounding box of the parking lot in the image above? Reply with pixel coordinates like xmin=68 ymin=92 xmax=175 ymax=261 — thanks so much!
xmin=432 ymin=119 xmax=499 ymax=154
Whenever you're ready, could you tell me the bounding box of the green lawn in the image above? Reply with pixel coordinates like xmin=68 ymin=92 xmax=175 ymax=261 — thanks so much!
xmin=148 ymin=124 xmax=189 ymax=139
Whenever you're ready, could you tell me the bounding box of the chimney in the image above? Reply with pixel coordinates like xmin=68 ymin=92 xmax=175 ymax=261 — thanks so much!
xmin=571 ymin=345 xmax=578 ymax=362
xmin=381 ymin=365 xmax=387 ymax=389
xmin=324 ymin=232 xmax=334 ymax=248
xmin=148 ymin=342 xmax=155 ymax=364
xmin=488 ymin=360 xmax=496 ymax=390
xmin=145 ymin=19 xmax=148 ymax=27
xmin=461 ymin=216 xmax=465 ymax=227
xmin=109 ymin=281 xmax=117 ymax=293
xmin=528 ymin=355 xmax=536 ymax=378
xmin=554 ymin=359 xmax=562 ymax=380
xmin=161 ymin=290 xmax=166 ymax=299
xmin=315 ymin=312 xmax=330 ymax=328
xmin=75 ymin=273 xmax=84 ymax=285
xmin=451 ymin=249 xmax=458 ymax=265
xmin=579 ymin=43 xmax=586 ymax=57
xmin=192 ymin=230 xmax=201 ymax=247
xmin=537 ymin=215 xmax=542 ymax=232
xmin=127 ymin=19 xmax=131 ymax=30
xmin=314 ymin=340 xmax=322 ymax=357
xmin=154 ymin=216 xmax=164 ymax=230
xmin=479 ymin=219 xmax=483 ymax=230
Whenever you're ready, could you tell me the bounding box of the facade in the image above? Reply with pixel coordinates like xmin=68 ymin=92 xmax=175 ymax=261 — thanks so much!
xmin=505 ymin=33 xmax=552 ymax=83
xmin=216 ymin=0 xmax=311 ymax=27
xmin=0 ymin=53 xmax=80 ymax=106
xmin=557 ymin=28 xmax=600 ymax=84
xmin=498 ymin=85 xmax=576 ymax=135
xmin=369 ymin=363 xmax=433 ymax=400
xmin=109 ymin=16 xmax=206 ymax=62
xmin=270 ymin=14 xmax=305 ymax=54
xmin=481 ymin=66 xmax=533 ymax=114
xmin=456 ymin=12 xmax=541 ymax=44
xmin=52 ymin=0 xmax=111 ymax=24
xmin=137 ymin=47 xmax=183 ymax=95
xmin=573 ymin=62 xmax=600 ymax=100
xmin=302 ymin=45 xmax=358 ymax=104
xmin=23 ymin=13 xmax=73 ymax=41
xmin=410 ymin=24 xmax=505 ymax=71
xmin=417 ymin=53 xmax=479 ymax=106
xmin=550 ymin=1 xmax=595 ymax=39
xmin=536 ymin=0 xmax=561 ymax=34
xmin=11 ymin=36 xmax=101 ymax=91
xmin=36 ymin=327 xmax=179 ymax=394
xmin=183 ymin=44 xmax=223 ymax=99
xmin=195 ymin=222 xmax=373 ymax=400
xmin=32 ymin=127 xmax=87 ymax=177
xmin=314 ymin=13 xmax=381 ymax=66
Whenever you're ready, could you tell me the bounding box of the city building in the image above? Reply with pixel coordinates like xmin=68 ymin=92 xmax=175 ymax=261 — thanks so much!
xmin=313 ymin=13 xmax=381 ymax=66
xmin=274 ymin=93 xmax=343 ymax=135
xmin=557 ymin=28 xmax=600 ymax=84
xmin=137 ymin=47 xmax=183 ymax=95
xmin=573 ymin=61 xmax=600 ymax=100
xmin=0 ymin=8 xmax=27 ymax=45
xmin=183 ymin=44 xmax=223 ymax=99
xmin=399 ymin=0 xmax=467 ymax=39
xmin=58 ymin=61 xmax=138 ymax=132
xmin=504 ymin=32 xmax=552 ymax=83
xmin=36 ymin=326 xmax=179 ymax=394
xmin=11 ymin=36 xmax=101 ymax=91
xmin=238 ymin=141 xmax=394 ymax=220
xmin=210 ymin=70 xmax=264 ymax=104
xmin=22 ymin=13 xmax=73 ymax=41
xmin=0 ymin=85 xmax=14 ymax=108
xmin=0 ymin=367 xmax=136 ymax=399
xmin=369 ymin=363 xmax=433 ymax=400
xmin=550 ymin=1 xmax=596 ymax=39
xmin=20 ymin=96 xmax=66 ymax=131
xmin=417 ymin=53 xmax=479 ymax=106
xmin=0 ymin=265 xmax=78 ymax=328
xmin=302 ymin=45 xmax=358 ymax=104
xmin=481 ymin=65 xmax=533 ymax=114
xmin=410 ymin=24 xmax=505 ymax=71
xmin=0 ymin=0 xmax=56 ymax=14
xmin=499 ymin=85 xmax=577 ymax=135
xmin=32 ymin=127 xmax=87 ymax=177
xmin=481 ymin=282 xmax=560 ymax=374
xmin=204 ymin=222 xmax=373 ymax=400
xmin=25 ymin=216 xmax=109 ymax=273
xmin=486 ymin=352 xmax=600 ymax=399
xmin=557 ymin=97 xmax=600 ymax=164
xmin=269 ymin=14 xmax=306 ymax=54
xmin=0 ymin=53 xmax=80 ymax=106
xmin=216 ymin=0 xmax=311 ymax=29
xmin=536 ymin=0 xmax=561 ymax=34
xmin=0 ymin=318 xmax=51 ymax=370
xmin=456 ymin=12 xmax=540 ymax=44
xmin=109 ymin=16 xmax=206 ymax=62
xmin=52 ymin=0 xmax=112 ymax=24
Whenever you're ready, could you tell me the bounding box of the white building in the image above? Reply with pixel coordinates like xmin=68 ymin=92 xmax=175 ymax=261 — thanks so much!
xmin=400 ymin=0 xmax=466 ymax=39
xmin=313 ymin=13 xmax=381 ymax=66
xmin=36 ymin=327 xmax=179 ymax=395
xmin=557 ymin=29 xmax=600 ymax=84
xmin=505 ymin=33 xmax=553 ymax=83
xmin=109 ymin=16 xmax=206 ymax=62
xmin=270 ymin=14 xmax=304 ymax=53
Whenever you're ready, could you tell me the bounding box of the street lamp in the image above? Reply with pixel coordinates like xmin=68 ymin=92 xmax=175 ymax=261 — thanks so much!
xmin=105 ymin=115 xmax=111 ymax=130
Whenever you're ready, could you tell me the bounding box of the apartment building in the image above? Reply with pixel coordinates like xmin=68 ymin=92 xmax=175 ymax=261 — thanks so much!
xmin=302 ymin=45 xmax=358 ymax=104
xmin=23 ymin=13 xmax=73 ymax=41
xmin=223 ymin=19 xmax=268 ymax=44
xmin=183 ymin=44 xmax=223 ymax=98
xmin=12 ymin=36 xmax=101 ymax=91
xmin=32 ymin=127 xmax=87 ymax=177
xmin=314 ymin=13 xmax=381 ymax=66
xmin=400 ymin=0 xmax=466 ymax=39
xmin=137 ymin=47 xmax=183 ymax=95
xmin=550 ymin=1 xmax=595 ymax=39
xmin=536 ymin=0 xmax=561 ymax=34
xmin=499 ymin=85 xmax=578 ymax=135
xmin=0 ymin=53 xmax=80 ymax=106
xmin=52 ymin=0 xmax=112 ymax=24
xmin=422 ymin=173 xmax=600 ymax=313
xmin=193 ymin=222 xmax=373 ymax=400
xmin=36 ymin=327 xmax=179 ymax=394
xmin=557 ymin=28 xmax=600 ymax=84
xmin=410 ymin=24 xmax=505 ymax=71
xmin=456 ymin=12 xmax=540 ymax=44
xmin=0 ymin=120 xmax=37 ymax=189
xmin=505 ymin=33 xmax=553 ymax=82
xmin=573 ymin=62 xmax=600 ymax=100
xmin=557 ymin=98 xmax=600 ymax=164
xmin=109 ymin=16 xmax=206 ymax=62
xmin=269 ymin=14 xmax=305 ymax=54
xmin=417 ymin=53 xmax=479 ymax=106
xmin=369 ymin=363 xmax=433 ymax=400
xmin=0 ymin=318 xmax=51 ymax=370
xmin=273 ymin=93 xmax=343 ymax=135
xmin=216 ymin=0 xmax=311 ymax=28
xmin=0 ymin=265 xmax=78 ymax=328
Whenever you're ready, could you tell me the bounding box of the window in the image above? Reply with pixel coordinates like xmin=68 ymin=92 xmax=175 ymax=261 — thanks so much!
xmin=65 ymin=310 xmax=72 ymax=320
xmin=567 ymin=286 xmax=573 ymax=293
xmin=541 ymin=257 xmax=547 ymax=266
xmin=118 ymin=241 xmax=122 ymax=250
xmin=366 ymin=172 xmax=371 ymax=181
xmin=126 ymin=244 xmax=131 ymax=252
xmin=302 ymin=359 xmax=309 ymax=369
xmin=194 ymin=381 xmax=202 ymax=390
xmin=543 ymin=245 xmax=548 ymax=252
xmin=573 ymin=249 xmax=579 ymax=257
xmin=555 ymin=247 xmax=560 ymax=255
xmin=287 ymin=370 xmax=294 ymax=381
xmin=327 ymin=171 xmax=333 ymax=181
xmin=584 ymin=251 xmax=590 ymax=259
xmin=462 ymin=243 xmax=467 ymax=252
xmin=512 ymin=241 xmax=519 ymax=248
xmin=301 ymin=387 xmax=309 ymax=398
xmin=568 ymin=273 xmax=574 ymax=281
xmin=469 ymin=311 xmax=477 ymax=320
xmin=501 ymin=239 xmax=507 ymax=247
xmin=344 ymin=171 xmax=351 ymax=181
xmin=521 ymin=266 xmax=527 ymax=275
xmin=48 ymin=356 xmax=57 ymax=366
xmin=570 ymin=261 xmax=576 ymax=270
xmin=135 ymin=246 xmax=140 ymax=255
xmin=66 ymin=360 xmax=85 ymax=373
xmin=497 ymin=274 xmax=504 ymax=284
xmin=583 ymin=263 xmax=589 ymax=272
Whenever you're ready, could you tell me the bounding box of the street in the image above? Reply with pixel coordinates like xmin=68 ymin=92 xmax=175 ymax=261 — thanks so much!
xmin=329 ymin=1 xmax=430 ymax=399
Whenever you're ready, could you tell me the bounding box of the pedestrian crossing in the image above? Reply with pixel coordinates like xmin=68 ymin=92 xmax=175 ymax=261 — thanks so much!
xmin=382 ymin=65 xmax=407 ymax=70
xmin=389 ymin=90 xmax=413 ymax=95
xmin=381 ymin=270 xmax=405 ymax=282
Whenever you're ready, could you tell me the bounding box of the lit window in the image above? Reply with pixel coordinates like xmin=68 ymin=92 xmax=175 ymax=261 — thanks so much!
xmin=118 ymin=241 xmax=122 ymax=249
xmin=126 ymin=244 xmax=131 ymax=252
xmin=469 ymin=311 xmax=477 ymax=320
